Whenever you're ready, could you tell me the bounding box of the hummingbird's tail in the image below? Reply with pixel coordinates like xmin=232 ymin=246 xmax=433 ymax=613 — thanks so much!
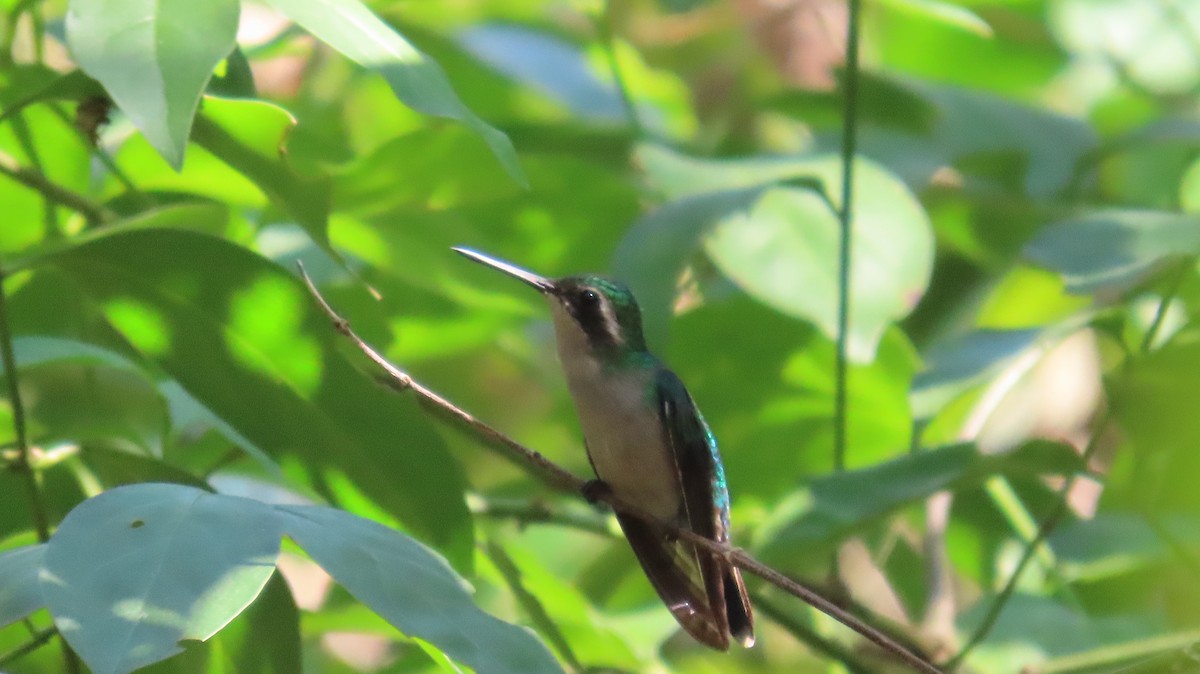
xmin=724 ymin=565 xmax=755 ymax=647
xmin=616 ymin=513 xmax=732 ymax=650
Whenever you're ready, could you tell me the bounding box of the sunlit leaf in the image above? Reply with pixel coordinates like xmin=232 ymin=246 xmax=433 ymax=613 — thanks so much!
xmin=628 ymin=144 xmax=934 ymax=361
xmin=191 ymin=97 xmax=341 ymax=264
xmin=66 ymin=0 xmax=240 ymax=168
xmin=36 ymin=228 xmax=474 ymax=570
xmin=261 ymin=0 xmax=525 ymax=185
xmin=875 ymin=0 xmax=993 ymax=38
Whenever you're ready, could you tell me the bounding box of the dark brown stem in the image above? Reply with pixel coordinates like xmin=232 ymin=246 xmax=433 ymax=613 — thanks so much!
xmin=0 ymin=150 xmax=111 ymax=225
xmin=297 ymin=263 xmax=942 ymax=674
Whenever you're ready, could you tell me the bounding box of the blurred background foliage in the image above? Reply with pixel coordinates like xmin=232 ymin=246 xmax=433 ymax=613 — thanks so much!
xmin=1 ymin=0 xmax=1200 ymax=672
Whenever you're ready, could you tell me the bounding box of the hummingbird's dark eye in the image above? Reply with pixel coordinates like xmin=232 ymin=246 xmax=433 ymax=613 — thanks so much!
xmin=577 ymin=289 xmax=600 ymax=309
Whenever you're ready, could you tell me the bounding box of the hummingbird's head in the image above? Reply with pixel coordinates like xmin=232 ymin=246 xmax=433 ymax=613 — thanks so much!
xmin=453 ymin=247 xmax=648 ymax=356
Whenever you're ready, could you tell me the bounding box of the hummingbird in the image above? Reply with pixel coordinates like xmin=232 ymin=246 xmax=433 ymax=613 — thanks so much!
xmin=453 ymin=247 xmax=754 ymax=650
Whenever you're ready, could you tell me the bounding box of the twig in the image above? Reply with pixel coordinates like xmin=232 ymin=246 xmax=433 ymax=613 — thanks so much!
xmin=0 ymin=150 xmax=111 ymax=225
xmin=0 ymin=267 xmax=48 ymax=542
xmin=471 ymin=497 xmax=614 ymax=536
xmin=0 ymin=627 xmax=56 ymax=667
xmin=297 ymin=263 xmax=942 ymax=674
xmin=0 ymin=269 xmax=80 ymax=674
xmin=946 ymin=422 xmax=1106 ymax=671
xmin=833 ymin=0 xmax=863 ymax=473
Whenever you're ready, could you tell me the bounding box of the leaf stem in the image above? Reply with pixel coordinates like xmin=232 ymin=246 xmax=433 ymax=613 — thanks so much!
xmin=298 ymin=262 xmax=942 ymax=674
xmin=834 ymin=0 xmax=863 ymax=472
xmin=1139 ymin=259 xmax=1191 ymax=354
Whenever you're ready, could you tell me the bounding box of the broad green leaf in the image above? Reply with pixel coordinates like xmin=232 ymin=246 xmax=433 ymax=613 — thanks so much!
xmin=1050 ymin=512 xmax=1200 ymax=582
xmin=36 ymin=228 xmax=474 ymax=570
xmin=1025 ymin=210 xmax=1200 ymax=294
xmin=771 ymin=73 xmax=1095 ymax=198
xmin=191 ymin=97 xmax=342 ymax=266
xmin=276 ymin=504 xmax=564 ymax=674
xmin=20 ymin=362 xmax=168 ymax=454
xmin=41 ymin=484 xmax=281 ymax=674
xmin=630 ymin=145 xmax=934 ymax=361
xmin=910 ymin=328 xmax=1043 ymax=420
xmin=262 ymin=0 xmax=525 ymax=185
xmin=82 ymin=446 xmax=212 ymax=491
xmin=65 ymin=0 xmax=240 ymax=168
xmin=957 ymin=594 xmax=1100 ymax=670
xmin=0 ymin=65 xmax=105 ymax=126
xmin=756 ymin=440 xmax=1083 ymax=563
xmin=875 ymin=0 xmax=993 ymax=38
xmin=612 ymin=187 xmax=764 ymax=350
xmin=0 ymin=544 xmax=45 ymax=627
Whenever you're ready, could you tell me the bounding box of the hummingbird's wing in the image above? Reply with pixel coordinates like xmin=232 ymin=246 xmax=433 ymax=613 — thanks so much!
xmin=656 ymin=369 xmax=755 ymax=648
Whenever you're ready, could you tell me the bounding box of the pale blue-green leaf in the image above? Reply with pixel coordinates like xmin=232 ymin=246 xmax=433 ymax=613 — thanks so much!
xmin=1025 ymin=210 xmax=1200 ymax=294
xmin=276 ymin=504 xmax=563 ymax=674
xmin=0 ymin=544 xmax=45 ymax=627
xmin=41 ymin=484 xmax=281 ymax=674
xmin=65 ymin=0 xmax=240 ymax=168
xmin=262 ymin=0 xmax=524 ymax=185
xmin=458 ymin=25 xmax=625 ymax=124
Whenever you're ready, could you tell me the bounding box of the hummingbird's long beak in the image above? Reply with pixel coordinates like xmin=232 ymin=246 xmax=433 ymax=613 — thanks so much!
xmin=452 ymin=247 xmax=556 ymax=294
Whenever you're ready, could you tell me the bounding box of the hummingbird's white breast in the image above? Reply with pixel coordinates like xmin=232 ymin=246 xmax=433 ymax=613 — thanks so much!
xmin=549 ymin=304 xmax=683 ymax=522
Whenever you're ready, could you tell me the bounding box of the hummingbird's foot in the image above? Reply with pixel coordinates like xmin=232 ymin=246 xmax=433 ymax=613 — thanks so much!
xmin=580 ymin=479 xmax=612 ymax=505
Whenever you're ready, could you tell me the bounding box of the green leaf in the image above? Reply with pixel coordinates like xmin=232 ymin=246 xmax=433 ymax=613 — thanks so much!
xmin=82 ymin=446 xmax=213 ymax=491
xmin=191 ymin=97 xmax=339 ymax=264
xmin=630 ymin=144 xmax=934 ymax=361
xmin=41 ymin=483 xmax=281 ymax=674
xmin=65 ymin=0 xmax=240 ymax=168
xmin=1110 ymin=340 xmax=1200 ymax=512
xmin=875 ymin=0 xmax=993 ymax=38
xmin=38 ymin=228 xmax=474 ymax=570
xmin=1025 ymin=210 xmax=1200 ymax=294
xmin=910 ymin=328 xmax=1043 ymax=421
xmin=757 ymin=440 xmax=1083 ymax=563
xmin=0 ymin=544 xmax=45 ymax=627
xmin=276 ymin=504 xmax=564 ymax=674
xmin=261 ymin=0 xmax=525 ymax=185
xmin=612 ymin=186 xmax=765 ymax=350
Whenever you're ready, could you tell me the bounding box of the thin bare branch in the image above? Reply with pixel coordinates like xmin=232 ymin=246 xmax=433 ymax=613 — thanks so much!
xmin=298 ymin=263 xmax=942 ymax=674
